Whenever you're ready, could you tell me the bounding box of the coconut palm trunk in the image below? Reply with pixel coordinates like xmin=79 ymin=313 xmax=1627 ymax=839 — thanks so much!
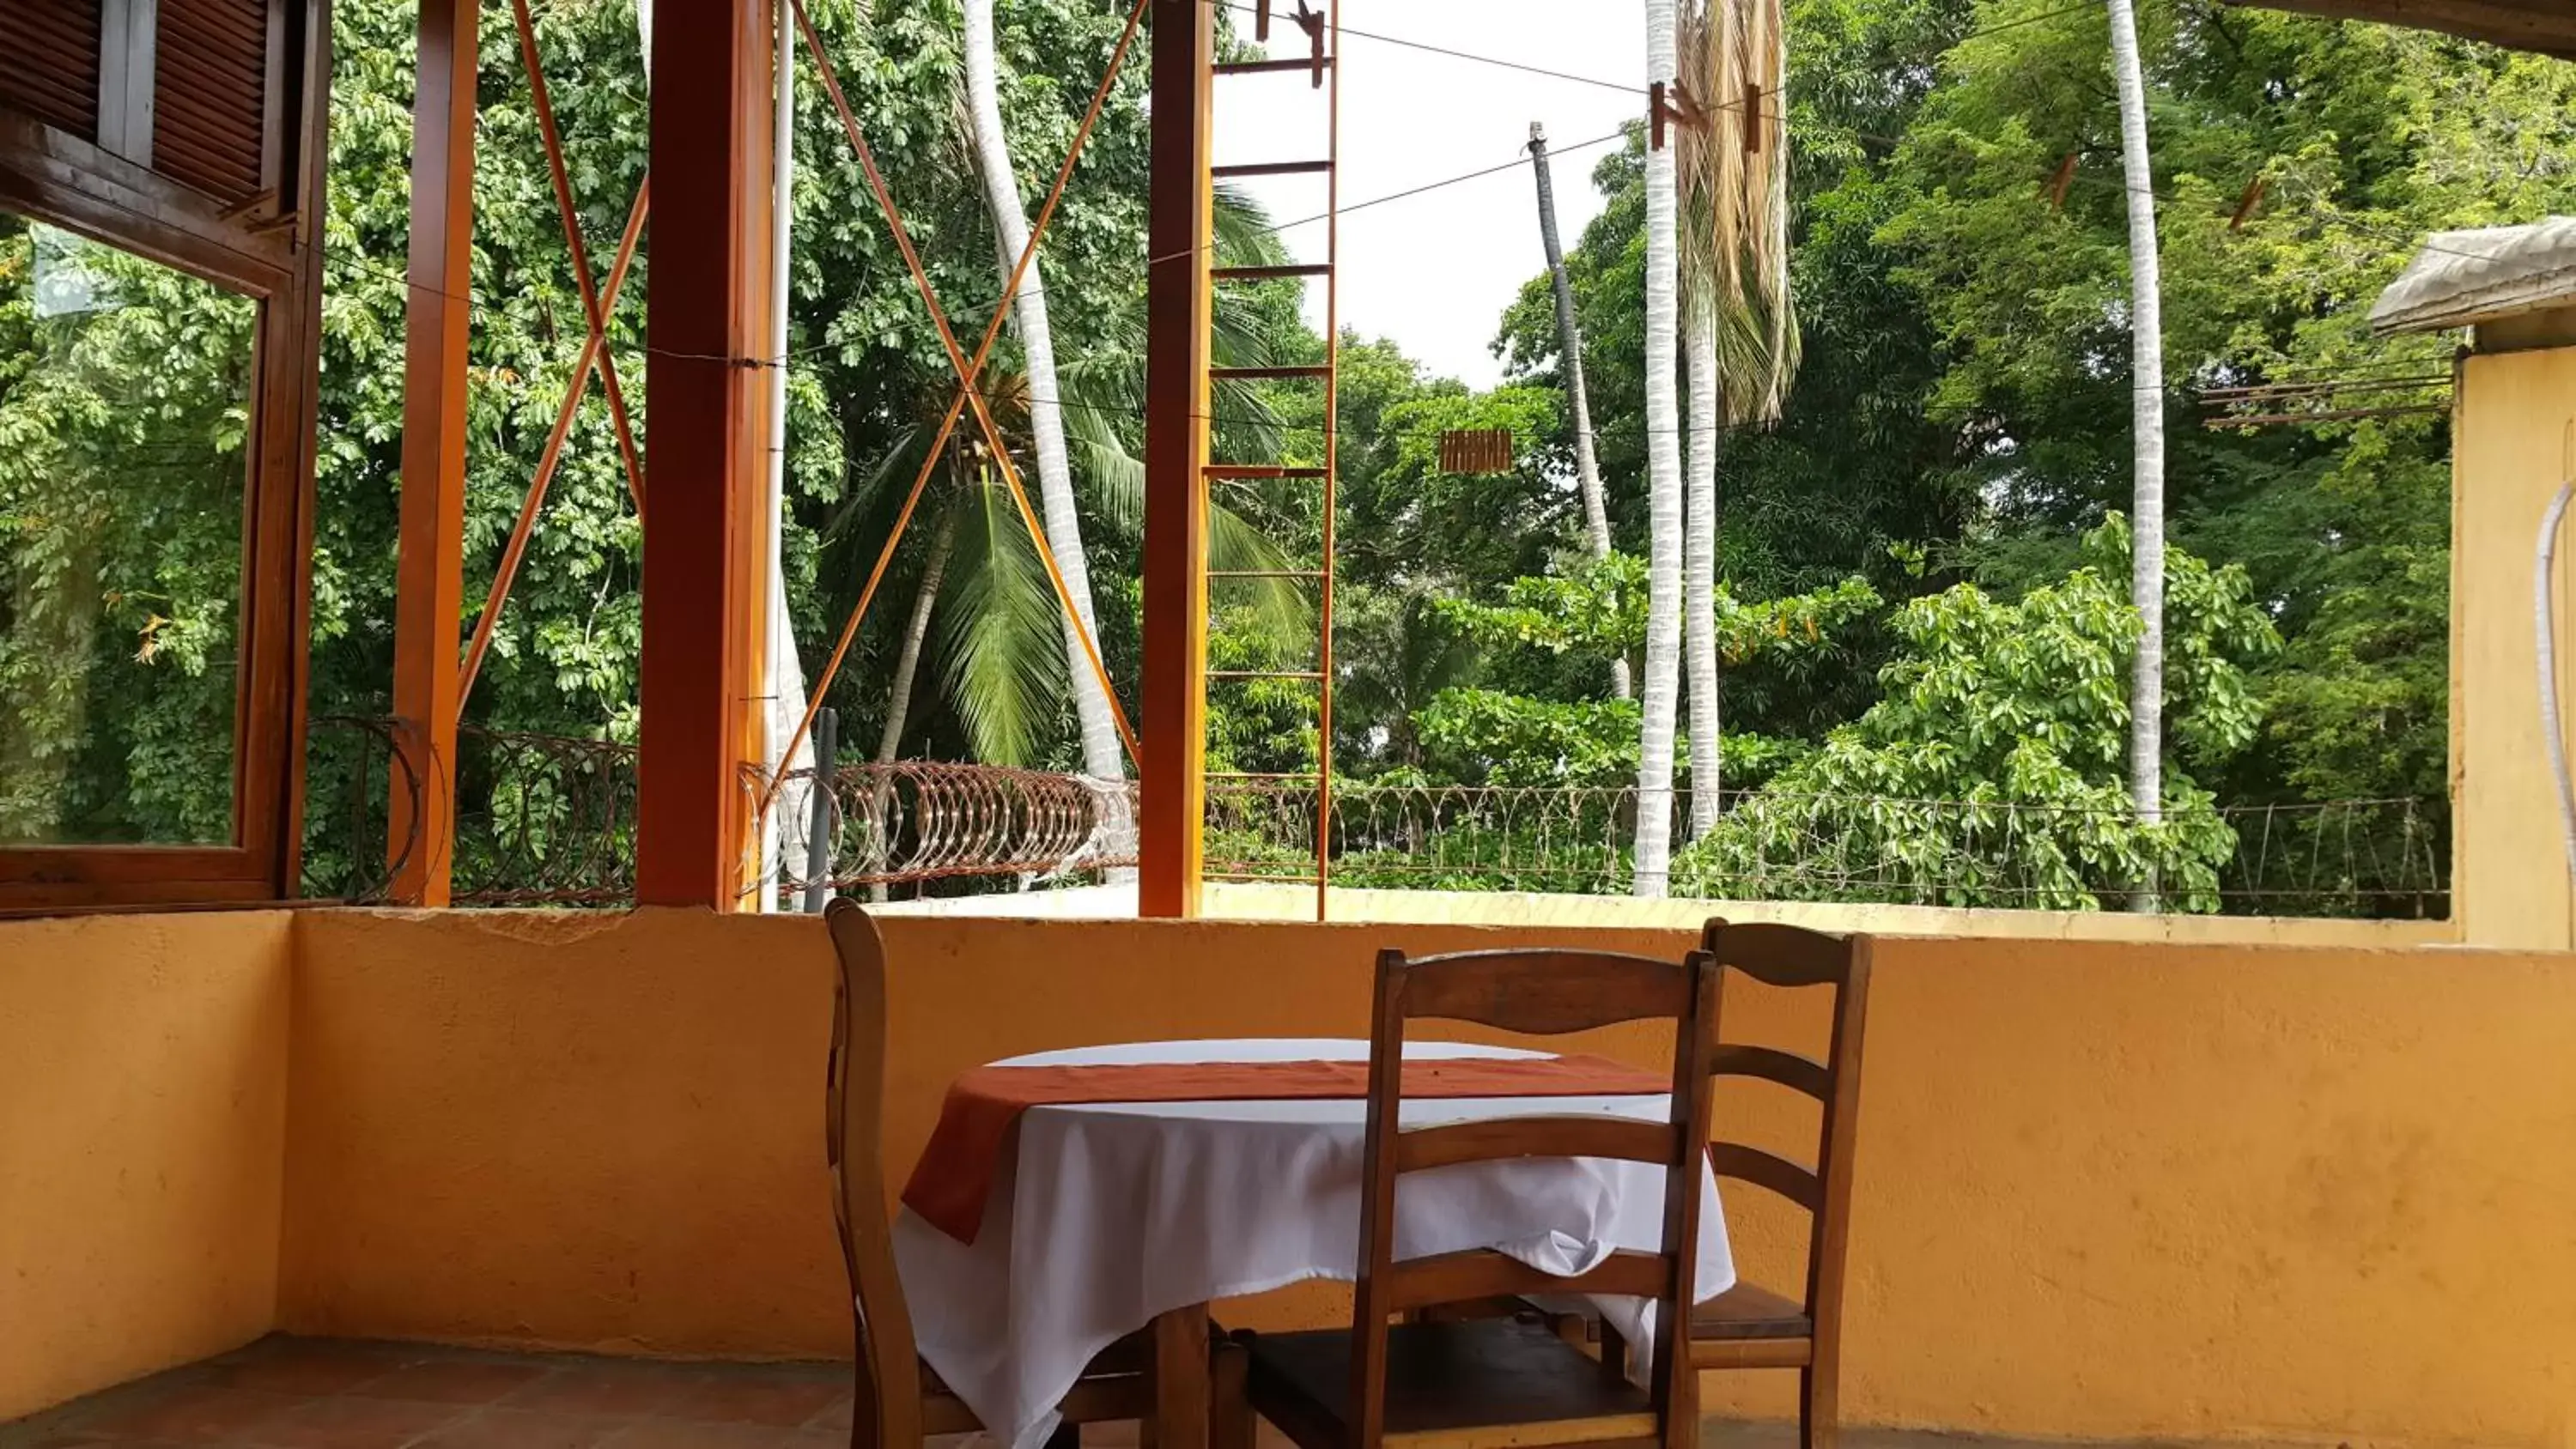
xmin=1633 ymin=0 xmax=1685 ymax=898
xmin=1529 ymin=122 xmax=1631 ymax=704
xmin=1681 ymin=301 xmax=1722 ymax=837
xmin=962 ymin=0 xmax=1123 ymax=785
xmin=868 ymin=510 xmax=957 ymax=902
xmin=759 ymin=0 xmax=815 ymax=909
xmin=2107 ymin=0 xmax=2165 ymax=906
xmin=1675 ymin=0 xmax=1795 ymax=846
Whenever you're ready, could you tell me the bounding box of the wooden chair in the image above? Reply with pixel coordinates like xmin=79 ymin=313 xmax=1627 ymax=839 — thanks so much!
xmin=824 ymin=898 xmax=1154 ymax=1449
xmin=1673 ymin=919 xmax=1872 ymax=1449
xmin=1233 ymin=944 xmax=1721 ymax=1449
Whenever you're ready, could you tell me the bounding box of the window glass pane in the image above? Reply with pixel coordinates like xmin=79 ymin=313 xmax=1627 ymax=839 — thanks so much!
xmin=0 ymin=211 xmax=255 ymax=846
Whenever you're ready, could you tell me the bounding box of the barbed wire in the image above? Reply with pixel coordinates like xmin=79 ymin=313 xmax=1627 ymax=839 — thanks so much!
xmin=309 ymin=718 xmax=2449 ymax=916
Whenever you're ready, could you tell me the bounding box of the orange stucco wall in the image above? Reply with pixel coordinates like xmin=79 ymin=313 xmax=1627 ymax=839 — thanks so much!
xmin=2451 ymin=343 xmax=2576 ymax=949
xmin=0 ymin=910 xmax=293 ymax=1421
xmin=273 ymin=906 xmax=2576 ymax=1449
xmin=6 ymin=903 xmax=2572 ymax=1445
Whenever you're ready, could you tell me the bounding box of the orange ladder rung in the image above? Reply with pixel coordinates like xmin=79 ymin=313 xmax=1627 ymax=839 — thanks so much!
xmin=1212 ymin=264 xmax=1334 ymax=281
xmin=1215 ymin=57 xmax=1334 ymax=76
xmin=1211 ymin=365 xmax=1333 ymax=381
xmin=1213 ymin=160 xmax=1334 ymax=179
xmin=1205 ymin=463 xmax=1327 ymax=479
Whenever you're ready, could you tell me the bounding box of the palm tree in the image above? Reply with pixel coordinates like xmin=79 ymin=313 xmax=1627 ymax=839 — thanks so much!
xmin=826 ymin=186 xmax=1309 ymax=778
xmin=1676 ymin=0 xmax=1795 ymax=840
xmin=825 ymin=371 xmax=1304 ymax=774
xmin=1528 ymin=122 xmax=1628 ymax=703
xmin=2106 ymin=0 xmax=2166 ymax=906
xmin=1633 ymin=0 xmax=1685 ymax=898
xmin=961 ymin=0 xmax=1123 ymax=785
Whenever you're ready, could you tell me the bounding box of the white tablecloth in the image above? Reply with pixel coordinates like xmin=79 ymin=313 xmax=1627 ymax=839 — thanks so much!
xmin=892 ymin=1038 xmax=1735 ymax=1449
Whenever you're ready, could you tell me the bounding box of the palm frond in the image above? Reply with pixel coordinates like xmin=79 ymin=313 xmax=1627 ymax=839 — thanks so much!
xmin=936 ymin=471 xmax=1068 ymax=767
xmin=1214 ymin=182 xmax=1291 ymax=270
xmin=1676 ymin=0 xmax=1799 ymax=425
xmin=1072 ymin=399 xmax=1311 ymax=645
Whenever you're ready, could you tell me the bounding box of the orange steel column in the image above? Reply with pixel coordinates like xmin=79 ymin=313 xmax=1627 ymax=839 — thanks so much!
xmin=386 ymin=0 xmax=477 ymax=906
xmin=1139 ymin=0 xmax=1214 ymax=918
xmin=636 ymin=0 xmax=775 ymax=908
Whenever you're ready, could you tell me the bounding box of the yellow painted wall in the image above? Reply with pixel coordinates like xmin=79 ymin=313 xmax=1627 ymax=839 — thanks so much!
xmin=2452 ymin=343 xmax=2576 ymax=948
xmin=280 ymin=907 xmax=2576 ymax=1449
xmin=0 ymin=910 xmax=293 ymax=1421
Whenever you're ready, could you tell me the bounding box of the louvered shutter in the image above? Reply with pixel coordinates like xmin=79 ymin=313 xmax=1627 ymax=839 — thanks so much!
xmin=0 ymin=0 xmax=105 ymax=143
xmin=153 ymin=0 xmax=270 ymax=201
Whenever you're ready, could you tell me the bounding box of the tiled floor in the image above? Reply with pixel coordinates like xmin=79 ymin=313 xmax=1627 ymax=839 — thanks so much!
xmin=1 ymin=1337 xmax=860 ymax=1449
xmin=6 ymin=1338 xmax=2042 ymax=1449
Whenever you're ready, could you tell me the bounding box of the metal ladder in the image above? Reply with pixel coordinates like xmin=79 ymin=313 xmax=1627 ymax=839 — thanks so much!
xmin=1205 ymin=0 xmax=1340 ymax=921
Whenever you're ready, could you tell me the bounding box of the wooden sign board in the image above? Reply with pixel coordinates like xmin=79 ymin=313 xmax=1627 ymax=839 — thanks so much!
xmin=1438 ymin=427 xmax=1513 ymax=476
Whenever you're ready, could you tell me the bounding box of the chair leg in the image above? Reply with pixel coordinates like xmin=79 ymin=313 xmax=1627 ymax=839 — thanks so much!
xmin=1801 ymin=1361 xmax=1837 ymax=1449
xmin=1597 ymin=1321 xmax=1634 ymax=1387
xmin=849 ymin=1362 xmax=878 ymax=1449
xmin=1212 ymin=1336 xmax=1255 ymax=1449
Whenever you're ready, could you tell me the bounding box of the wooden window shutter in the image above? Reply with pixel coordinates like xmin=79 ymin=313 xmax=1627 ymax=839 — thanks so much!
xmin=0 ymin=0 xmax=105 ymax=142
xmin=1438 ymin=428 xmax=1515 ymax=476
xmin=153 ymin=0 xmax=270 ymax=201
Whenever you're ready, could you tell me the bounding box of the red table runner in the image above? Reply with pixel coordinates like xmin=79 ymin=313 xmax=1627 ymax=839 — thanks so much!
xmin=904 ymin=1053 xmax=1670 ymax=1243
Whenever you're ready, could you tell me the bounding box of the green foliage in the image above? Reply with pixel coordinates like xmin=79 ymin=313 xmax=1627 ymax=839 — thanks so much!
xmin=1418 ymin=688 xmax=1806 ymax=791
xmin=1436 ymin=554 xmax=1646 ymax=665
xmin=1417 ymin=553 xmax=1865 ymax=790
xmin=3 ymin=0 xmax=2502 ymax=919
xmin=1675 ymin=519 xmax=2280 ymax=908
xmin=0 ymin=219 xmax=254 ymax=844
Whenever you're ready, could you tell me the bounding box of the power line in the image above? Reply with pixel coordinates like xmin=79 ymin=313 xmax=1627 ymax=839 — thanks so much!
xmin=1212 ymin=0 xmax=1647 ymax=97
xmin=1207 ymin=0 xmax=2117 ymax=103
xmin=1199 ymin=123 xmax=1633 ymax=253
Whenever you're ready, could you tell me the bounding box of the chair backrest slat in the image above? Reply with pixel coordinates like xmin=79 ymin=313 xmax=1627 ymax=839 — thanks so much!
xmin=1395 ymin=1115 xmax=1676 ymax=1173
xmin=1710 ymin=1043 xmax=1832 ymax=1100
xmin=1708 ymin=921 xmax=1856 ymax=988
xmin=1700 ymin=919 xmax=1872 ymax=1373
xmin=824 ymin=900 xmax=926 ymax=1449
xmin=1399 ymin=948 xmax=1698 ymax=1034
xmin=1379 ymin=1246 xmax=1671 ymax=1313
xmin=1704 ymin=1142 xmax=1822 ymax=1211
xmin=1351 ymin=943 xmax=1718 ymax=1449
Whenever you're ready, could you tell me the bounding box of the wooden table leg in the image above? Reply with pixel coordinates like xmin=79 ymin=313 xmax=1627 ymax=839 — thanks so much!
xmin=1211 ymin=1331 xmax=1255 ymax=1449
xmin=1146 ymin=1303 xmax=1211 ymax=1449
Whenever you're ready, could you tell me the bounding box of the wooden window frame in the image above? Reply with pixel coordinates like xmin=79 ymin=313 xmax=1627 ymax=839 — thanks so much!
xmin=0 ymin=0 xmax=329 ymax=912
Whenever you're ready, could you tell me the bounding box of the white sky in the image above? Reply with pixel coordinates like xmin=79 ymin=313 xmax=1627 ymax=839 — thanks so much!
xmin=1212 ymin=1 xmax=1649 ymax=389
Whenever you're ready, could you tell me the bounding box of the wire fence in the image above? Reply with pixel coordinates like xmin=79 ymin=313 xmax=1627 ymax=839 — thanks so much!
xmin=307 ymin=719 xmax=2448 ymax=918
xmin=302 ymin=717 xmax=1132 ymax=906
xmin=302 ymin=717 xmax=636 ymax=906
xmin=747 ymin=760 xmax=1137 ymax=909
xmin=1207 ymin=781 xmax=2451 ymax=919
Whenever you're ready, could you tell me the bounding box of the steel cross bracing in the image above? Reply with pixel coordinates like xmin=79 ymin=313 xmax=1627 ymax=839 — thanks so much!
xmin=756 ymin=0 xmax=1154 ymax=840
xmin=1203 ymin=0 xmax=1342 ymax=921
xmin=455 ymin=0 xmax=653 ymax=713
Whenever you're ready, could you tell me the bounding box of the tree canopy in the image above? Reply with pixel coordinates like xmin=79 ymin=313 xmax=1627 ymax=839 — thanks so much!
xmin=5 ymin=0 xmax=2553 ymax=915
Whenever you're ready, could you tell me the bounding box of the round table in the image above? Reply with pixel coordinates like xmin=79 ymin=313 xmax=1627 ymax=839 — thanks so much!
xmin=892 ymin=1038 xmax=1735 ymax=1449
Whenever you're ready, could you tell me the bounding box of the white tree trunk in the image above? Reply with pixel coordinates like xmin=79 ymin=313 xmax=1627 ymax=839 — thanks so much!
xmin=756 ymin=0 xmax=815 ymax=910
xmin=1530 ymin=122 xmax=1630 ymax=703
xmin=1634 ymin=0 xmax=1683 ymax=898
xmin=963 ymin=0 xmax=1122 ymax=785
xmin=1682 ymin=300 xmax=1722 ymax=838
xmin=869 ymin=512 xmax=955 ymax=902
xmin=2108 ymin=0 xmax=2165 ymax=905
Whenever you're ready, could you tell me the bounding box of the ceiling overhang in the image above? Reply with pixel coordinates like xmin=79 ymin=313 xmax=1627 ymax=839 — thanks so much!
xmin=2221 ymin=0 xmax=2576 ymax=60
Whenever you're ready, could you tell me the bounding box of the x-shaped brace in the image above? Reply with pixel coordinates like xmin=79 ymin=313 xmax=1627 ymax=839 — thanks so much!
xmin=455 ymin=0 xmax=655 ymax=712
xmin=762 ymin=0 xmax=1155 ymax=821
